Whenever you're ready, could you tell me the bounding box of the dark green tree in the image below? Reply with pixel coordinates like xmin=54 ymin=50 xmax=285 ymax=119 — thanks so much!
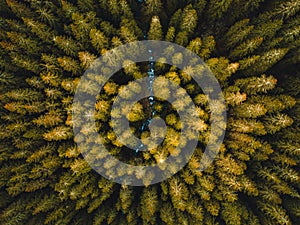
xmin=0 ymin=0 xmax=299 ymax=225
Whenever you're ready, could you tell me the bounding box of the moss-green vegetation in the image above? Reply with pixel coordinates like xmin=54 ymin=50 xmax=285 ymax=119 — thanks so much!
xmin=0 ymin=0 xmax=299 ymax=224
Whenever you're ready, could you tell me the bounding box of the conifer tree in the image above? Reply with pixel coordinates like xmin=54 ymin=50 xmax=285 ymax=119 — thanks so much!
xmin=0 ymin=1 xmax=299 ymax=225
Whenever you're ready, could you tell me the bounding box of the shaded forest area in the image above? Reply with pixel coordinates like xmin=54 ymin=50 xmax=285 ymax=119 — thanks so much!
xmin=0 ymin=0 xmax=299 ymax=224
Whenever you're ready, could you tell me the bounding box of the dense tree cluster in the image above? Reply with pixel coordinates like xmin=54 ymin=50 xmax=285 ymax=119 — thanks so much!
xmin=0 ymin=0 xmax=299 ymax=224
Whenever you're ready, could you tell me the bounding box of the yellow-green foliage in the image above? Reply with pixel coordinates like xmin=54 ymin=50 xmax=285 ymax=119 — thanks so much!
xmin=0 ymin=0 xmax=299 ymax=225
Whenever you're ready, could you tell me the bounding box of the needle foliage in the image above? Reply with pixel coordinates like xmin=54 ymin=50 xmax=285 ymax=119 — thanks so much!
xmin=0 ymin=0 xmax=299 ymax=224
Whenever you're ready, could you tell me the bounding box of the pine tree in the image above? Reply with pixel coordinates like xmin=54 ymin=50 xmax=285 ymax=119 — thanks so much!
xmin=0 ymin=1 xmax=299 ymax=225
xmin=148 ymin=16 xmax=163 ymax=40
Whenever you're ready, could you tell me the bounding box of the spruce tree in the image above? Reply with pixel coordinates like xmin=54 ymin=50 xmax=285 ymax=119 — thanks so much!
xmin=0 ymin=0 xmax=299 ymax=225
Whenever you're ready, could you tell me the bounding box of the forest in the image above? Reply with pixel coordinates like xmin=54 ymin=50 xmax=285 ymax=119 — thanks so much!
xmin=0 ymin=0 xmax=299 ymax=224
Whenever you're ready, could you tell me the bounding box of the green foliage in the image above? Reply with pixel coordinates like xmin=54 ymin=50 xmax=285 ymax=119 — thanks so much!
xmin=180 ymin=5 xmax=198 ymax=34
xmin=90 ymin=28 xmax=109 ymax=53
xmin=234 ymin=74 xmax=277 ymax=95
xmin=229 ymin=37 xmax=263 ymax=59
xmin=207 ymin=0 xmax=234 ymax=20
xmin=0 ymin=0 xmax=299 ymax=225
xmin=148 ymin=16 xmax=163 ymax=40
